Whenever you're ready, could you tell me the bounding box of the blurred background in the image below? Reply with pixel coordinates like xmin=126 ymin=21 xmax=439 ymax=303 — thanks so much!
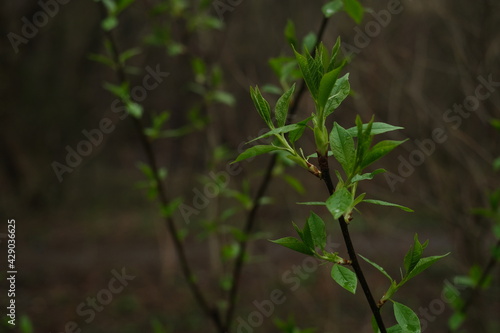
xmin=1 ymin=0 xmax=499 ymax=332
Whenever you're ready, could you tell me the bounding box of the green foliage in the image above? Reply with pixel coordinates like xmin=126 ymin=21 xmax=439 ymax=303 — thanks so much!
xmin=331 ymin=264 xmax=357 ymax=294
xmin=446 ymin=121 xmax=500 ymax=331
xmin=359 ymin=234 xmax=449 ymax=306
xmin=322 ymin=0 xmax=364 ymax=23
xmin=275 ymin=316 xmax=317 ymax=333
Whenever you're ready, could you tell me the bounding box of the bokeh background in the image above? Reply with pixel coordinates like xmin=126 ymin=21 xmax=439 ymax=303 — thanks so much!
xmin=1 ymin=0 xmax=499 ymax=332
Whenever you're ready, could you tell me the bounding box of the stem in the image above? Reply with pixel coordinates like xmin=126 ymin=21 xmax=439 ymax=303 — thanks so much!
xmin=98 ymin=6 xmax=223 ymax=330
xmin=223 ymin=15 xmax=330 ymax=331
xmin=318 ymin=154 xmax=387 ymax=333
xmin=460 ymin=238 xmax=500 ymax=313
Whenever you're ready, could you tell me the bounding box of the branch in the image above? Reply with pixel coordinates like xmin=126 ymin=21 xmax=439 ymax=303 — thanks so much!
xmin=98 ymin=5 xmax=223 ymax=330
xmin=318 ymin=154 xmax=387 ymax=333
xmin=461 ymin=238 xmax=500 ymax=313
xmin=223 ymin=15 xmax=330 ymax=331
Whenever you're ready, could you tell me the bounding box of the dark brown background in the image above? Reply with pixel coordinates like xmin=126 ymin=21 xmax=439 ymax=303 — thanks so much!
xmin=1 ymin=0 xmax=499 ymax=332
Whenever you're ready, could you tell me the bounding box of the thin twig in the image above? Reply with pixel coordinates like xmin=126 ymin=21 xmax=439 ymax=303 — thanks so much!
xmin=461 ymin=238 xmax=500 ymax=314
xmin=98 ymin=5 xmax=223 ymax=330
xmin=318 ymin=154 xmax=387 ymax=333
xmin=223 ymin=16 xmax=330 ymax=331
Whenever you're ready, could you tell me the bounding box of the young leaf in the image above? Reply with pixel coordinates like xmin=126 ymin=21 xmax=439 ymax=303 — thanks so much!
xmin=405 ymin=253 xmax=450 ymax=281
xmin=250 ymin=86 xmax=272 ymax=126
xmin=297 ymin=202 xmax=326 ymax=206
xmin=404 ymin=234 xmax=424 ymax=275
xmin=331 ymin=264 xmax=357 ymax=294
xmin=361 ymin=140 xmax=407 ymax=170
xmin=343 ymin=0 xmax=364 ymax=24
xmin=284 ymin=19 xmax=297 ymax=48
xmin=274 ymin=84 xmax=296 ymax=127
xmin=326 ymin=187 xmax=353 ymax=219
xmin=351 ymin=169 xmax=386 ymax=183
xmin=233 ymin=145 xmax=282 ymax=163
xmin=293 ymin=46 xmax=321 ymax=99
xmin=324 ymin=73 xmax=350 ymax=117
xmin=358 ymin=254 xmax=393 ymax=281
xmin=270 ymin=237 xmax=314 ymax=255
xmin=363 ymin=199 xmax=413 ymax=212
xmin=247 ymin=123 xmax=305 ymax=143
xmin=302 ymin=219 xmax=315 ymax=250
xmin=289 ymin=116 xmax=312 ymax=144
xmin=346 ymin=122 xmax=404 ymax=137
xmin=318 ymin=67 xmax=341 ymax=109
xmin=448 ymin=312 xmax=466 ymax=331
xmin=393 ymin=302 xmax=421 ymax=333
xmin=330 ymin=122 xmax=356 ymax=175
xmin=307 ymin=212 xmax=327 ymax=251
xmin=322 ymin=0 xmax=343 ymax=18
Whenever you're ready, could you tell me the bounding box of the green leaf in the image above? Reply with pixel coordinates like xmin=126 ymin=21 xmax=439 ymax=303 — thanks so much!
xmin=275 ymin=83 xmax=296 ymax=127
xmin=289 ymin=117 xmax=312 ymax=144
xmin=326 ymin=187 xmax=353 ymax=219
xmin=363 ymin=199 xmax=414 ymax=212
xmin=126 ymin=101 xmax=143 ymax=118
xmin=301 ymin=218 xmax=314 ymax=250
xmin=318 ymin=67 xmax=341 ymax=109
xmin=387 ymin=325 xmax=404 ymax=333
xmin=20 ymin=315 xmax=34 ymax=333
xmin=324 ymin=73 xmax=350 ymax=116
xmin=404 ymin=234 xmax=424 ymax=275
xmin=356 ymin=116 xmax=374 ymax=166
xmin=261 ymin=84 xmax=282 ymax=95
xmin=351 ymin=169 xmax=386 ymax=183
xmin=322 ymin=0 xmax=343 ymax=18
xmin=282 ymin=174 xmax=305 ymax=194
xmin=247 ymin=123 xmax=305 ymax=143
xmin=293 ymin=46 xmax=321 ymax=99
xmin=284 ymin=19 xmax=297 ymax=48
xmin=361 ymin=140 xmax=407 ymax=169
xmin=307 ymin=212 xmax=326 ymax=251
xmin=104 ymin=81 xmax=128 ymax=99
xmin=331 ymin=264 xmax=357 ymax=294
xmin=119 ymin=48 xmax=141 ymax=64
xmin=493 ymin=157 xmax=500 ymax=171
xmin=161 ymin=197 xmax=183 ymax=218
xmin=393 ymin=302 xmax=421 ymax=333
xmin=88 ymin=53 xmax=115 ymax=68
xmin=346 ymin=122 xmax=404 ymax=137
xmin=358 ymin=254 xmax=393 ymax=281
xmin=212 ymin=91 xmax=236 ymax=106
xmin=405 ymin=253 xmax=450 ymax=281
xmin=302 ymin=32 xmax=317 ymax=54
xmin=296 ymin=202 xmax=326 ymax=206
xmin=343 ymin=0 xmax=364 ymax=24
xmin=330 ymin=122 xmax=356 ymax=175
xmin=233 ymin=145 xmax=282 ymax=163
xmin=250 ymin=86 xmax=272 ymax=126
xmin=448 ymin=312 xmax=466 ymax=331
xmin=270 ymin=237 xmax=314 ymax=255
xmin=102 ymin=16 xmax=118 ymax=31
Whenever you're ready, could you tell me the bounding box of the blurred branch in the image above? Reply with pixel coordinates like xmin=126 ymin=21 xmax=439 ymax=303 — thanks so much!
xmin=97 ymin=3 xmax=224 ymax=331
